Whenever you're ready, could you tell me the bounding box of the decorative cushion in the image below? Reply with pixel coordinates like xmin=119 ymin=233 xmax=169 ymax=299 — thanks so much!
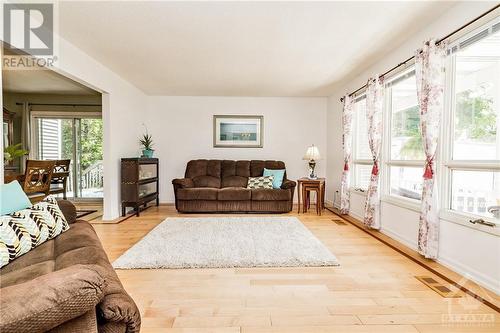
xmin=0 ymin=195 xmax=69 ymax=268
xmin=0 ymin=181 xmax=32 ymax=215
xmin=247 ymin=175 xmax=274 ymax=189
xmin=263 ymin=168 xmax=285 ymax=189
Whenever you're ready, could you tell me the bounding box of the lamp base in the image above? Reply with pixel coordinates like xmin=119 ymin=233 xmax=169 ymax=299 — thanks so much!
xmin=308 ymin=160 xmax=317 ymax=179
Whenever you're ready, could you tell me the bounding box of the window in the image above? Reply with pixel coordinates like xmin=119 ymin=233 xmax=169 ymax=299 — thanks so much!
xmin=352 ymin=96 xmax=371 ymax=190
xmin=385 ymin=69 xmax=424 ymax=201
xmin=446 ymin=23 xmax=500 ymax=220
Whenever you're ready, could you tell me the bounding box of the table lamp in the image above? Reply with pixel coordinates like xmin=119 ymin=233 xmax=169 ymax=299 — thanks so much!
xmin=303 ymin=145 xmax=320 ymax=179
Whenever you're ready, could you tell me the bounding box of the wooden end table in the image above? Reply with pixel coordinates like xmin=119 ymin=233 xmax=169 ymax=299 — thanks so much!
xmin=297 ymin=177 xmax=326 ymax=215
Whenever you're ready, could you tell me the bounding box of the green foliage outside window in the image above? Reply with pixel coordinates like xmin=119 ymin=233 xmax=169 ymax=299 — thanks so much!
xmin=394 ymin=106 xmax=425 ymax=160
xmin=455 ymin=90 xmax=496 ymax=142
xmin=61 ymin=119 xmax=103 ymax=171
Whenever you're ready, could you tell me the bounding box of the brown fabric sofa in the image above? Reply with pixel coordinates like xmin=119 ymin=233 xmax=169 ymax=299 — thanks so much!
xmin=0 ymin=200 xmax=140 ymax=333
xmin=173 ymin=159 xmax=296 ymax=213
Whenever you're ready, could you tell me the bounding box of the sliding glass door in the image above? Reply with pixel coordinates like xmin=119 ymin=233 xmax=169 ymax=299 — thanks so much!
xmin=33 ymin=115 xmax=103 ymax=199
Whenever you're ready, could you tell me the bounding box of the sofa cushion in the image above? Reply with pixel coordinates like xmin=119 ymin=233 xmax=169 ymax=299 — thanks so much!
xmin=0 ymin=181 xmax=32 ymax=215
xmin=0 ymin=220 xmax=105 ymax=287
xmin=0 ymin=265 xmax=105 ymax=333
xmin=247 ymin=176 xmax=274 ymax=189
xmin=0 ymin=196 xmax=69 ymax=268
xmin=218 ymin=187 xmax=251 ymax=201
xmin=192 ymin=175 xmax=221 ymax=188
xmin=251 ymin=188 xmax=291 ymax=201
xmin=192 ymin=176 xmax=221 ymax=188
xmin=221 ymin=176 xmax=248 ymax=188
xmin=177 ymin=188 xmax=218 ymax=201
xmin=250 ymin=160 xmax=286 ymax=177
xmin=221 ymin=160 xmax=251 ymax=178
xmin=185 ymin=160 xmax=221 ymax=179
xmin=263 ymin=168 xmax=285 ymax=189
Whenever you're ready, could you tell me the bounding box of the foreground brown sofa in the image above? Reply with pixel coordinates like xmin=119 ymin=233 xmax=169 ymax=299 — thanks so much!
xmin=0 ymin=200 xmax=140 ymax=333
xmin=173 ymin=159 xmax=296 ymax=213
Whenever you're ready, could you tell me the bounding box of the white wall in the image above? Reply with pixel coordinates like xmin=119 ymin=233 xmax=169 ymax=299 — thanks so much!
xmin=48 ymin=34 xmax=147 ymax=219
xmin=146 ymin=96 xmax=327 ymax=203
xmin=327 ymin=2 xmax=500 ymax=294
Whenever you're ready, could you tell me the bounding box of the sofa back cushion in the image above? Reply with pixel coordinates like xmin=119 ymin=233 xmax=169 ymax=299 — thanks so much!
xmin=221 ymin=160 xmax=250 ymax=188
xmin=185 ymin=160 xmax=221 ymax=188
xmin=251 ymin=160 xmax=286 ymax=178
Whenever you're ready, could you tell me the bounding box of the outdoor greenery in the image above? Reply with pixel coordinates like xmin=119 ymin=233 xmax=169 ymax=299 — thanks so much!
xmin=455 ymin=90 xmax=496 ymax=142
xmin=393 ymin=106 xmax=425 ymax=160
xmin=393 ymin=91 xmax=495 ymax=160
xmin=61 ymin=119 xmax=103 ymax=171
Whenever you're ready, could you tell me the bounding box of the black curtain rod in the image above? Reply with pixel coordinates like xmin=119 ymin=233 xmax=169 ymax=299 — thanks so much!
xmin=340 ymin=4 xmax=500 ymax=102
xmin=16 ymin=102 xmax=101 ymax=107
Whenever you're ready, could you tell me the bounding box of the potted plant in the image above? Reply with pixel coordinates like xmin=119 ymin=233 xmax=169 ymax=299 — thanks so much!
xmin=139 ymin=133 xmax=154 ymax=158
xmin=3 ymin=143 xmax=28 ymax=164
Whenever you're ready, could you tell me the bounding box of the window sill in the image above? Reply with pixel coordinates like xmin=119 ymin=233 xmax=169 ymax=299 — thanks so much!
xmin=381 ymin=195 xmax=421 ymax=212
xmin=440 ymin=210 xmax=500 ymax=237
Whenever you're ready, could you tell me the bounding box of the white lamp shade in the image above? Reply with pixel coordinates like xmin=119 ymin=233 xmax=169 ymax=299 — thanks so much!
xmin=303 ymin=145 xmax=321 ymax=160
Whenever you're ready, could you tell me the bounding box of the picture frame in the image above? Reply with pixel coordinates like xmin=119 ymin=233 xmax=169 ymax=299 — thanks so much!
xmin=213 ymin=115 xmax=263 ymax=148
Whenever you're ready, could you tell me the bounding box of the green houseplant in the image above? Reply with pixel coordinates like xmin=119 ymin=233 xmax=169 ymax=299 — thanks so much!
xmin=3 ymin=143 xmax=28 ymax=163
xmin=139 ymin=133 xmax=154 ymax=158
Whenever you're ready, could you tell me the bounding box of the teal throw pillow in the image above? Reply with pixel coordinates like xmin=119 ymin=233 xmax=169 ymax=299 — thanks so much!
xmin=0 ymin=181 xmax=32 ymax=215
xmin=263 ymin=168 xmax=285 ymax=189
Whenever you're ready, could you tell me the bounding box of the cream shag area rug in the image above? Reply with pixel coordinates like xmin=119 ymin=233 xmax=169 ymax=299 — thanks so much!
xmin=113 ymin=217 xmax=339 ymax=269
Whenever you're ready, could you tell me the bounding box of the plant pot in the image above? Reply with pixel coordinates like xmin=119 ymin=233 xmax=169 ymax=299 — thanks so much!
xmin=142 ymin=149 xmax=154 ymax=158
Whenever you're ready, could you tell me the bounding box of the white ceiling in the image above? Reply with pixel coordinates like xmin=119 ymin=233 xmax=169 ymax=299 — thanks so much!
xmin=2 ymin=68 xmax=100 ymax=95
xmin=59 ymin=1 xmax=458 ymax=97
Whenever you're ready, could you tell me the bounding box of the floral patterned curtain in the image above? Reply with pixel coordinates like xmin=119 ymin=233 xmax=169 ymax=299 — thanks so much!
xmin=340 ymin=95 xmax=354 ymax=214
xmin=415 ymin=40 xmax=446 ymax=259
xmin=363 ymin=77 xmax=384 ymax=229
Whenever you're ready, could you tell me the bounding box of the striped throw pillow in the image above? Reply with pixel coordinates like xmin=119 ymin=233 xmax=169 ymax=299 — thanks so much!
xmin=0 ymin=195 xmax=69 ymax=268
xmin=247 ymin=175 xmax=274 ymax=189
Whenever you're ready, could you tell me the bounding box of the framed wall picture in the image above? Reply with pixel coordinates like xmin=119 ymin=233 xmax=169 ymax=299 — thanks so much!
xmin=213 ymin=115 xmax=263 ymax=148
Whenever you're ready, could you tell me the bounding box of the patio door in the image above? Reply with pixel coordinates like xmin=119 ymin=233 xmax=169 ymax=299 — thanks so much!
xmin=32 ymin=115 xmax=103 ymax=199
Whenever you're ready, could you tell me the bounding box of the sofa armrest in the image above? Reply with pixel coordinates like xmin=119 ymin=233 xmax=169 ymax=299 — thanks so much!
xmin=281 ymin=179 xmax=297 ymax=190
xmin=0 ymin=265 xmax=105 ymax=333
xmin=57 ymin=199 xmax=77 ymax=224
xmin=172 ymin=178 xmax=194 ymax=189
xmin=98 ymin=293 xmax=141 ymax=333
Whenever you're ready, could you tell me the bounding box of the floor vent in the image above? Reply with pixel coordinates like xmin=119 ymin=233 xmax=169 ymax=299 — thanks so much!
xmin=415 ymin=276 xmax=461 ymax=298
xmin=332 ymin=219 xmax=348 ymax=225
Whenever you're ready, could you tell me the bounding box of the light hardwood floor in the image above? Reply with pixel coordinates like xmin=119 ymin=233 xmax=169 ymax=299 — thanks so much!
xmin=92 ymin=205 xmax=499 ymax=333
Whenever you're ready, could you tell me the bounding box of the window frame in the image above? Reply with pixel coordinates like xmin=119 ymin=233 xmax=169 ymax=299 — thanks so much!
xmin=382 ymin=66 xmax=424 ymax=207
xmin=439 ymin=17 xmax=500 ymax=226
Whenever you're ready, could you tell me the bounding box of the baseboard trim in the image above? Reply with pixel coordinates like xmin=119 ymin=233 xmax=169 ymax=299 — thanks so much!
xmin=326 ymin=206 xmax=500 ymax=313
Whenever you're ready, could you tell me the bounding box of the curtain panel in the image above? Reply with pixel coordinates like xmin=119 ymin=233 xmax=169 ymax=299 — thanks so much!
xmin=21 ymin=102 xmax=32 ymax=172
xmin=340 ymin=95 xmax=354 ymax=214
xmin=415 ymin=40 xmax=446 ymax=259
xmin=363 ymin=77 xmax=384 ymax=230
